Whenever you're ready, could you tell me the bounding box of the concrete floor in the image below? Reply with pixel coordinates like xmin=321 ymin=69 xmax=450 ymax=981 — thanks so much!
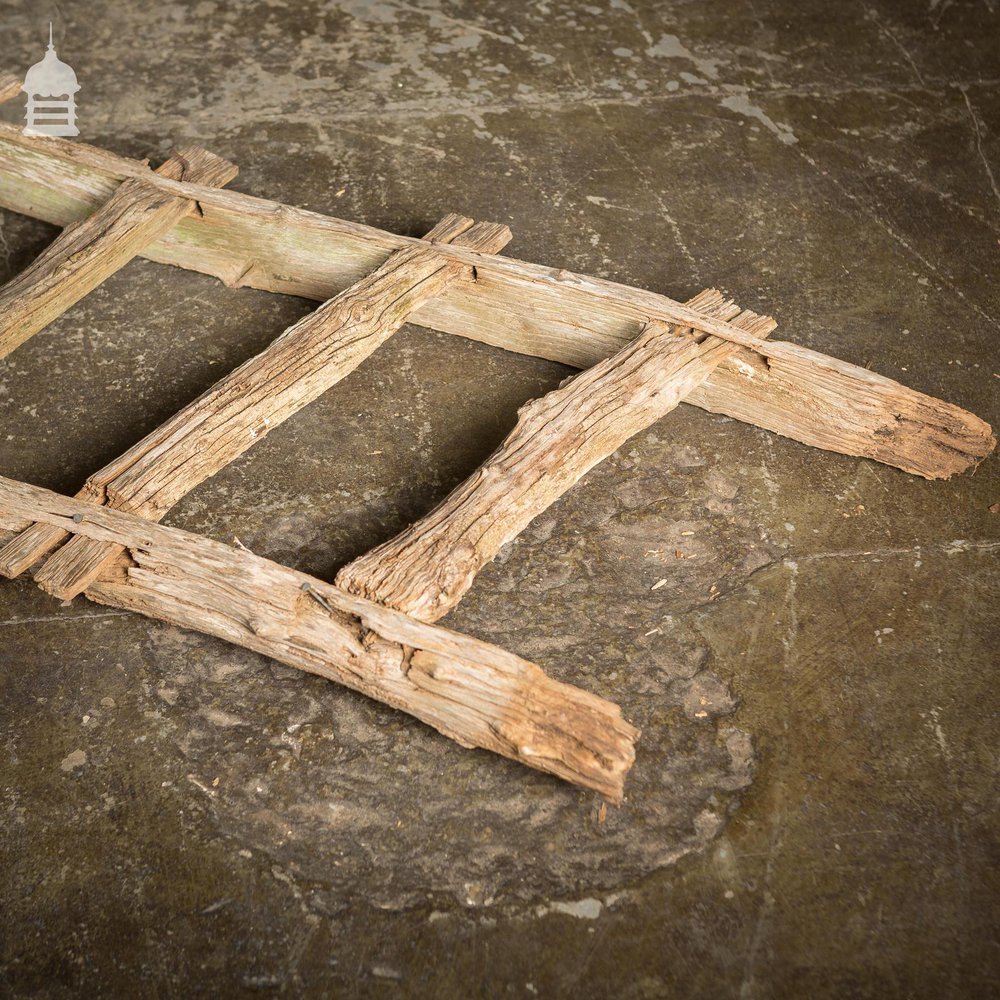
xmin=1 ymin=1 xmax=998 ymax=996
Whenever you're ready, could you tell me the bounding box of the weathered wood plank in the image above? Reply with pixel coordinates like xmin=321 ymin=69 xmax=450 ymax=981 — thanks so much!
xmin=0 ymin=73 xmax=21 ymax=105
xmin=337 ymin=291 xmax=775 ymax=621
xmin=682 ymin=346 xmax=994 ymax=476
xmin=0 ymin=475 xmax=638 ymax=801
xmin=2 ymin=215 xmax=512 ymax=596
xmin=0 ymin=144 xmax=237 ymax=360
xmin=0 ymin=123 xmax=991 ymax=478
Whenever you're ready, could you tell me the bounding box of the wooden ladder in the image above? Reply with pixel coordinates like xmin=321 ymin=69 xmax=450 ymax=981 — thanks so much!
xmin=0 ymin=80 xmax=993 ymax=801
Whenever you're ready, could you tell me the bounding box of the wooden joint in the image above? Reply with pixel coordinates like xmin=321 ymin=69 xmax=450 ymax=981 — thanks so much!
xmin=0 ymin=142 xmax=238 ymax=363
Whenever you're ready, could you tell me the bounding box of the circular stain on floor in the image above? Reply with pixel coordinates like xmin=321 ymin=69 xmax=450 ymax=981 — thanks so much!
xmin=136 ymin=441 xmax=776 ymax=908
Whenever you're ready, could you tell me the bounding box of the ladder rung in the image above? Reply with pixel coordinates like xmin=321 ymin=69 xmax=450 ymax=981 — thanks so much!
xmin=336 ymin=293 xmax=776 ymax=622
xmin=0 ymin=215 xmax=512 ymax=600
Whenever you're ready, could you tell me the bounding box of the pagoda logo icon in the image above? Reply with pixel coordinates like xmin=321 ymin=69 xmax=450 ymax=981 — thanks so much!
xmin=22 ymin=24 xmax=80 ymax=137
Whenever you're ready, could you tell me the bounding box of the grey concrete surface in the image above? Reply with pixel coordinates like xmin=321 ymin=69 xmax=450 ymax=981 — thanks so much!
xmin=0 ymin=1 xmax=997 ymax=997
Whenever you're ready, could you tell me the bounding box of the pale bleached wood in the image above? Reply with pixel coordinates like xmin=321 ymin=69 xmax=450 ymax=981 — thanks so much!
xmin=337 ymin=291 xmax=775 ymax=621
xmin=0 ymin=73 xmax=21 ymax=104
xmin=0 ymin=122 xmax=991 ymax=478
xmin=2 ymin=215 xmax=512 ymax=597
xmin=0 ymin=144 xmax=237 ymax=360
xmin=0 ymin=475 xmax=638 ymax=801
xmin=682 ymin=346 xmax=995 ymax=475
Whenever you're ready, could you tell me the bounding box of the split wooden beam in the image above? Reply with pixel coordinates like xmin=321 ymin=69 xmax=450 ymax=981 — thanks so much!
xmin=0 ymin=145 xmax=237 ymax=360
xmin=0 ymin=122 xmax=992 ymax=479
xmin=0 ymin=476 xmax=638 ymax=801
xmin=338 ymin=290 xmax=776 ymax=621
xmin=0 ymin=214 xmax=511 ymax=597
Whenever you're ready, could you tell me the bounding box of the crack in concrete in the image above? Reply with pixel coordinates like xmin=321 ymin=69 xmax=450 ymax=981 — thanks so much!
xmin=959 ymin=86 xmax=1000 ymax=213
xmin=864 ymin=4 xmax=927 ymax=88
xmin=795 ymin=145 xmax=1000 ymax=332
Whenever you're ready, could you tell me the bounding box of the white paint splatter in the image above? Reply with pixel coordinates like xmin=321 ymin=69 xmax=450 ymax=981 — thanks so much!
xmin=720 ymin=92 xmax=798 ymax=145
xmin=928 ymin=707 xmax=950 ymax=760
xmin=536 ymin=897 xmax=604 ymax=920
xmin=646 ymin=34 xmax=722 ymax=79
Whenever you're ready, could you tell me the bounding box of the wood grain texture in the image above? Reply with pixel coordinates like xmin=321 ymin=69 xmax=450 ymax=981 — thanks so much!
xmin=0 ymin=73 xmax=21 ymax=104
xmin=338 ymin=290 xmax=775 ymax=621
xmin=0 ymin=144 xmax=237 ymax=360
xmin=0 ymin=123 xmax=990 ymax=478
xmin=0 ymin=476 xmax=638 ymax=801
xmin=683 ymin=345 xmax=994 ymax=479
xmin=2 ymin=215 xmax=512 ymax=597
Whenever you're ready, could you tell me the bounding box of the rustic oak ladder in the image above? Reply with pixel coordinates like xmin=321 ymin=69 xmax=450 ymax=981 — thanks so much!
xmin=0 ymin=76 xmax=994 ymax=801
